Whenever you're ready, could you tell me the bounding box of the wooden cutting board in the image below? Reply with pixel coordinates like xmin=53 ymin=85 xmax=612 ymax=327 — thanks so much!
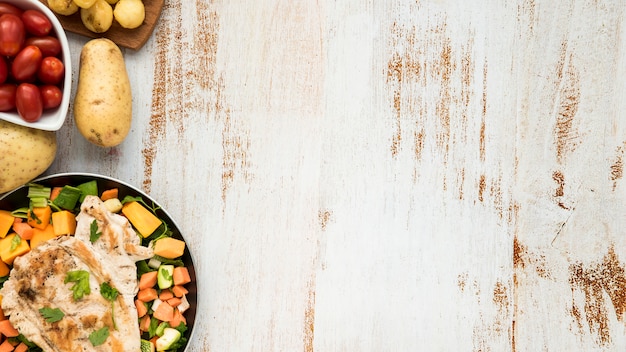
xmin=38 ymin=0 xmax=165 ymax=50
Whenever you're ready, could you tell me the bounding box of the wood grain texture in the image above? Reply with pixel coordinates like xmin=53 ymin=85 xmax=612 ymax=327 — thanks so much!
xmin=38 ymin=0 xmax=164 ymax=50
xmin=39 ymin=0 xmax=626 ymax=351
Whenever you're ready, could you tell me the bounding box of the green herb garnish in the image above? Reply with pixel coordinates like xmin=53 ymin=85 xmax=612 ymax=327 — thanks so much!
xmin=152 ymin=255 xmax=184 ymax=267
xmin=100 ymin=282 xmax=119 ymax=330
xmin=38 ymin=307 xmax=64 ymax=323
xmin=100 ymin=282 xmax=118 ymax=301
xmin=89 ymin=220 xmax=102 ymax=243
xmin=64 ymin=270 xmax=91 ymax=300
xmin=9 ymin=235 xmax=21 ymax=252
xmin=89 ymin=326 xmax=109 ymax=346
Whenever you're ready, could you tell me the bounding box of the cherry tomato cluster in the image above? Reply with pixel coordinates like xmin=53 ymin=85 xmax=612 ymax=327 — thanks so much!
xmin=0 ymin=2 xmax=65 ymax=123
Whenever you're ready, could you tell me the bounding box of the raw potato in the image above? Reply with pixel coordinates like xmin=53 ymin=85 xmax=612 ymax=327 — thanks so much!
xmin=47 ymin=0 xmax=79 ymax=16
xmin=80 ymin=0 xmax=113 ymax=33
xmin=74 ymin=38 xmax=132 ymax=148
xmin=113 ymin=0 xmax=145 ymax=29
xmin=0 ymin=121 xmax=57 ymax=193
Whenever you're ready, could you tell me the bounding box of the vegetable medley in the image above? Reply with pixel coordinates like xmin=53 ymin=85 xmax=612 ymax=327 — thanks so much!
xmin=0 ymin=180 xmax=193 ymax=352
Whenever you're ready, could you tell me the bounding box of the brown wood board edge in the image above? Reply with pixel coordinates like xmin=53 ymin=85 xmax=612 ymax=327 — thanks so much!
xmin=37 ymin=0 xmax=165 ymax=50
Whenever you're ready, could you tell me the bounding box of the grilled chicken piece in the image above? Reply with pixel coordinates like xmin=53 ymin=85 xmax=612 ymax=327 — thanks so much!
xmin=0 ymin=196 xmax=153 ymax=351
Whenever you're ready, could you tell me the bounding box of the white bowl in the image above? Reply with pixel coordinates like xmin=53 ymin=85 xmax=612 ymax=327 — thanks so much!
xmin=0 ymin=0 xmax=71 ymax=131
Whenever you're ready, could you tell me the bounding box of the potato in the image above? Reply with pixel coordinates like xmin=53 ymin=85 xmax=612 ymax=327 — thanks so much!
xmin=74 ymin=0 xmax=98 ymax=8
xmin=47 ymin=0 xmax=79 ymax=16
xmin=80 ymin=0 xmax=113 ymax=33
xmin=74 ymin=38 xmax=132 ymax=148
xmin=105 ymin=0 xmax=119 ymax=4
xmin=0 ymin=121 xmax=57 ymax=193
xmin=113 ymin=0 xmax=145 ymax=29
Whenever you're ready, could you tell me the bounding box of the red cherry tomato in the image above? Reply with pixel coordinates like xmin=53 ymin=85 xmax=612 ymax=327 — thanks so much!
xmin=0 ymin=57 xmax=7 ymax=84
xmin=38 ymin=56 xmax=64 ymax=85
xmin=0 ymin=3 xmax=22 ymax=17
xmin=21 ymin=10 xmax=51 ymax=37
xmin=11 ymin=45 xmax=42 ymax=82
xmin=0 ymin=83 xmax=16 ymax=111
xmin=39 ymin=84 xmax=62 ymax=109
xmin=0 ymin=14 xmax=25 ymax=57
xmin=25 ymin=36 xmax=61 ymax=57
xmin=16 ymin=83 xmax=42 ymax=122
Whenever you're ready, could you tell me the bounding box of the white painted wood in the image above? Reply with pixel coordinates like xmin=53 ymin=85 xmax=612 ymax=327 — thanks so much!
xmin=38 ymin=0 xmax=626 ymax=350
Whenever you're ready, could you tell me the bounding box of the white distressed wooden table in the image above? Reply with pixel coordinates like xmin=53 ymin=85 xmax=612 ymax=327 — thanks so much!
xmin=43 ymin=0 xmax=626 ymax=350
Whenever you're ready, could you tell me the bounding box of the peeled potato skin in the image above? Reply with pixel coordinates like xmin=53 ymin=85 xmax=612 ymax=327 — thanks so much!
xmin=0 ymin=121 xmax=57 ymax=193
xmin=74 ymin=38 xmax=132 ymax=148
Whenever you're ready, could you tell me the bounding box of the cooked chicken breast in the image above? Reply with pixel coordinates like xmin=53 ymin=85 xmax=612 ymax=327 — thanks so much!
xmin=0 ymin=196 xmax=153 ymax=351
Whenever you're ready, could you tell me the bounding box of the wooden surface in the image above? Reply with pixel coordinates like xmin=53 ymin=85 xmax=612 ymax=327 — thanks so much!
xmin=42 ymin=0 xmax=626 ymax=350
xmin=38 ymin=0 xmax=164 ymax=50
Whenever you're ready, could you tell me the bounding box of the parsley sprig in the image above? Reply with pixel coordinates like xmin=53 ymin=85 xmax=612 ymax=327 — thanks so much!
xmin=64 ymin=270 xmax=91 ymax=300
xmin=89 ymin=326 xmax=109 ymax=346
xmin=39 ymin=307 xmax=64 ymax=323
xmin=89 ymin=220 xmax=102 ymax=243
xmin=100 ymin=282 xmax=119 ymax=330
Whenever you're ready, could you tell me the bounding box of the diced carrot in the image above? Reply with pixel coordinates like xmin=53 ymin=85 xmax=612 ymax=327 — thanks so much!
xmin=0 ymin=211 xmax=14 ymax=239
xmin=138 ymin=271 xmax=158 ymax=290
xmin=0 ymin=339 xmax=13 ymax=352
xmin=0 ymin=260 xmax=9 ymax=277
xmin=172 ymin=266 xmax=191 ymax=286
xmin=153 ymin=300 xmax=175 ymax=322
xmin=153 ymin=238 xmax=185 ymax=259
xmin=100 ymin=188 xmax=118 ymax=201
xmin=169 ymin=308 xmax=186 ymax=328
xmin=139 ymin=315 xmax=151 ymax=332
xmin=27 ymin=206 xmax=52 ymax=230
xmin=136 ymin=288 xmax=158 ymax=302
xmin=167 ymin=297 xmax=182 ymax=307
xmin=49 ymin=187 xmax=62 ymax=201
xmin=171 ymin=285 xmax=188 ymax=298
xmin=30 ymin=224 xmax=56 ymax=249
xmin=51 ymin=210 xmax=76 ymax=236
xmin=149 ymin=336 xmax=158 ymax=346
xmin=135 ymin=299 xmax=148 ymax=318
xmin=12 ymin=222 xmax=33 ymax=241
xmin=121 ymin=202 xmax=162 ymax=238
xmin=14 ymin=342 xmax=28 ymax=352
xmin=0 ymin=234 xmax=30 ymax=265
xmin=0 ymin=319 xmax=19 ymax=337
xmin=159 ymin=289 xmax=174 ymax=301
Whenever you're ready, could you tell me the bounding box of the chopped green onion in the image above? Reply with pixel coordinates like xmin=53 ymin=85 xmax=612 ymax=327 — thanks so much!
xmin=52 ymin=185 xmax=82 ymax=210
xmin=10 ymin=208 xmax=29 ymax=219
xmin=27 ymin=184 xmax=51 ymax=199
xmin=29 ymin=197 xmax=48 ymax=209
xmin=77 ymin=181 xmax=98 ymax=202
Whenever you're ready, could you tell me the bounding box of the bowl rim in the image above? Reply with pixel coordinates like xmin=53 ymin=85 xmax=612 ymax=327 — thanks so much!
xmin=0 ymin=172 xmax=198 ymax=351
xmin=0 ymin=0 xmax=72 ymax=131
